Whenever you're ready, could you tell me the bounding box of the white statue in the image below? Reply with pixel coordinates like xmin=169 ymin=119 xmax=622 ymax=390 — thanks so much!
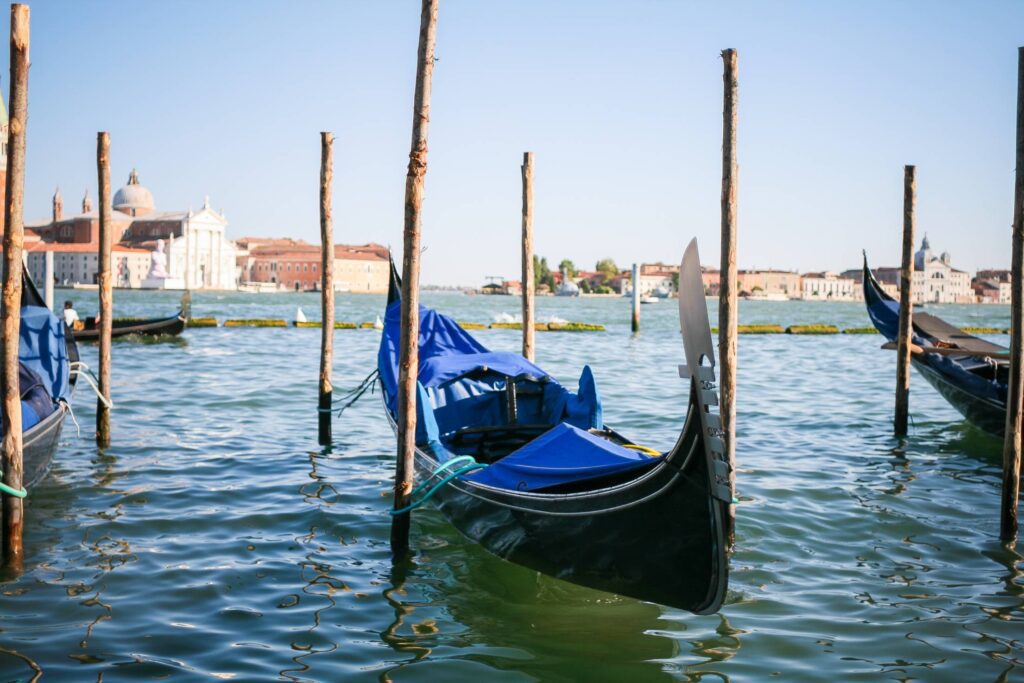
xmin=148 ymin=238 xmax=169 ymax=279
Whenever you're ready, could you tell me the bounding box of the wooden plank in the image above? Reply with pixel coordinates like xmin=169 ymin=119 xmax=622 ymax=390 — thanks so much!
xmin=880 ymin=340 xmax=1008 ymax=360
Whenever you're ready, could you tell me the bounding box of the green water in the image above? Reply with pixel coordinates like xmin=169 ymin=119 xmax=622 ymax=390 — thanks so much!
xmin=0 ymin=290 xmax=1020 ymax=681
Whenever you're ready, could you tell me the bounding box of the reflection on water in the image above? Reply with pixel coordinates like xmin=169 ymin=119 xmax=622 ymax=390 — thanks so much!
xmin=0 ymin=292 xmax=1020 ymax=681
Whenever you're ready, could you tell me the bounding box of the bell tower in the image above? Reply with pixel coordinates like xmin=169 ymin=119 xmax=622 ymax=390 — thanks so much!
xmin=82 ymin=189 xmax=92 ymax=213
xmin=52 ymin=187 xmax=62 ymax=221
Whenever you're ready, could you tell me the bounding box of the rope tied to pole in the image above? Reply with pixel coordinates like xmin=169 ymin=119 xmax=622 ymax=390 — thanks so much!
xmin=327 ymin=369 xmax=379 ymax=416
xmin=389 ymin=455 xmax=488 ymax=516
xmin=70 ymin=362 xmax=113 ymax=410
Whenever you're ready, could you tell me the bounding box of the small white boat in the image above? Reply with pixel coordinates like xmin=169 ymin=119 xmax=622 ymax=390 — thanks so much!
xmin=640 ymin=295 xmax=659 ymax=304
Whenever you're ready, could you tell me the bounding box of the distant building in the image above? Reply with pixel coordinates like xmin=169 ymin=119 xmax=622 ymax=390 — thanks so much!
xmin=799 ymin=271 xmax=855 ymax=301
xmin=973 ymin=269 xmax=1011 ymax=304
xmin=28 ymin=170 xmax=238 ymax=290
xmin=701 ymin=268 xmax=721 ymax=296
xmin=240 ymin=238 xmax=388 ymax=292
xmin=737 ymin=269 xmax=800 ymax=298
xmin=912 ymin=235 xmax=972 ymax=303
xmin=845 ymin=237 xmax=973 ymax=303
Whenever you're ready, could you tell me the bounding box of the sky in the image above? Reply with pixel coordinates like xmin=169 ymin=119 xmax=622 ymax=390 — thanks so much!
xmin=6 ymin=0 xmax=1024 ymax=286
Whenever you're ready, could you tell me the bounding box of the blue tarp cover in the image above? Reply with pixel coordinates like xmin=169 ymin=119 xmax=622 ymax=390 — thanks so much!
xmin=19 ymin=305 xmax=70 ymax=402
xmin=463 ymin=423 xmax=658 ymax=492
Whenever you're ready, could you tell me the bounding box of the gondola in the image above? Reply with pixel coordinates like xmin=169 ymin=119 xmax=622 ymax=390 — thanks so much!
xmin=71 ymin=310 xmax=186 ymax=341
xmin=862 ymin=255 xmax=1008 ymax=436
xmin=4 ymin=273 xmax=77 ymax=493
xmin=376 ymin=239 xmax=730 ymax=614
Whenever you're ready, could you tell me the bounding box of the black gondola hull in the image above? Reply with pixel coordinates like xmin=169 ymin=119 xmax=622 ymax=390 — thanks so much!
xmin=22 ymin=404 xmax=68 ymax=489
xmin=387 ymin=393 xmax=727 ymax=614
xmin=913 ymin=359 xmax=1006 ymax=436
xmin=73 ymin=312 xmax=186 ymax=341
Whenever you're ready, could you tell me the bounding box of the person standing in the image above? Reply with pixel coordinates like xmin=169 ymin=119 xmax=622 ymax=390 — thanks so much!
xmin=63 ymin=301 xmax=79 ymax=328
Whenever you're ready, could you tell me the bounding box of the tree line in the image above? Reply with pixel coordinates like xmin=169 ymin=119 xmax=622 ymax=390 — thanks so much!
xmin=532 ymin=257 xmax=620 ymax=294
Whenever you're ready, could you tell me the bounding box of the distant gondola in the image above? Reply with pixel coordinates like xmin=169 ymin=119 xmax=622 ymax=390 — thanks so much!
xmin=71 ymin=310 xmax=186 ymax=341
xmin=862 ymin=255 xmax=1008 ymax=436
xmin=4 ymin=273 xmax=77 ymax=493
xmin=376 ymin=239 xmax=730 ymax=614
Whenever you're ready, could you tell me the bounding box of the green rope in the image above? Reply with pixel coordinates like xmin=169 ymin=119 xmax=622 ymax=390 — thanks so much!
xmin=390 ymin=456 xmax=487 ymax=516
xmin=0 ymin=475 xmax=26 ymax=498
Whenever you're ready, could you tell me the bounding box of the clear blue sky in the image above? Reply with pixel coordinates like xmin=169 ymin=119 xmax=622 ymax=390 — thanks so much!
xmin=9 ymin=0 xmax=1024 ymax=285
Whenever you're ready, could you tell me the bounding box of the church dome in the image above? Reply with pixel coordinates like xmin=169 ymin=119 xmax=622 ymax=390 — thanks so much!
xmin=113 ymin=168 xmax=154 ymax=216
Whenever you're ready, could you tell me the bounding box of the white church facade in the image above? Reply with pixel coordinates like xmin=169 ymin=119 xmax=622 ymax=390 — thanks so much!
xmin=27 ymin=170 xmax=238 ymax=290
xmin=911 ymin=235 xmax=973 ymax=304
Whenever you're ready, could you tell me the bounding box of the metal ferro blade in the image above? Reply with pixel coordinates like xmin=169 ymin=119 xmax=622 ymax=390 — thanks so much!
xmin=677 ymin=238 xmax=731 ymax=503
xmin=678 ymin=239 xmax=716 ymax=379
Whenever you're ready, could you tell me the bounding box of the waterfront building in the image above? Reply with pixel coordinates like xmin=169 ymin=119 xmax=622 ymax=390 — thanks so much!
xmin=29 ymin=170 xmax=238 ymax=290
xmin=799 ymin=272 xmax=856 ymax=301
xmin=911 ymin=236 xmax=973 ymax=303
xmin=701 ymin=268 xmax=721 ymax=297
xmin=26 ymin=242 xmax=151 ymax=288
xmin=240 ymin=238 xmax=389 ymax=292
xmin=737 ymin=269 xmax=801 ymax=298
xmin=973 ymin=269 xmax=1011 ymax=304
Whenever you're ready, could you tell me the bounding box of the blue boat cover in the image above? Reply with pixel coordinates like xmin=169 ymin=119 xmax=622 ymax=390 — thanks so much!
xmin=0 ymin=303 xmax=69 ymax=435
xmin=378 ymin=297 xmax=644 ymax=492
xmin=463 ymin=423 xmax=657 ymax=492
xmin=20 ymin=305 xmax=71 ymax=402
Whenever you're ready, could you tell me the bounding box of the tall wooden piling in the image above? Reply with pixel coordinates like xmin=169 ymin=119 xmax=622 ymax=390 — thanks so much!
xmin=719 ymin=48 xmax=739 ymax=541
xmin=391 ymin=0 xmax=438 ymax=557
xmin=894 ymin=165 xmax=916 ymax=437
xmin=1001 ymin=47 xmax=1024 ymax=542
xmin=318 ymin=132 xmax=335 ymax=446
xmin=1 ymin=3 xmax=30 ymax=571
xmin=521 ymin=152 xmax=535 ymax=361
xmin=631 ymin=263 xmax=640 ymax=332
xmin=96 ymin=132 xmax=112 ymax=448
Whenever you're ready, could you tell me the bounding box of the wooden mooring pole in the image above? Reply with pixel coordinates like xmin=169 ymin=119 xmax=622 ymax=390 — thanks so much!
xmin=1 ymin=3 xmax=29 ymax=571
xmin=894 ymin=165 xmax=916 ymax=437
xmin=719 ymin=48 xmax=739 ymax=542
xmin=96 ymin=132 xmax=112 ymax=448
xmin=521 ymin=152 xmax=535 ymax=362
xmin=43 ymin=250 xmax=53 ymax=310
xmin=631 ymin=263 xmax=640 ymax=333
xmin=1000 ymin=47 xmax=1024 ymax=542
xmin=391 ymin=0 xmax=438 ymax=557
xmin=318 ymin=132 xmax=334 ymax=446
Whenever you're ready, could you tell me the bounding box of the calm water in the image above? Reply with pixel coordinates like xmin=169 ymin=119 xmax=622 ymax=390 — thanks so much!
xmin=1 ymin=289 xmax=1021 ymax=681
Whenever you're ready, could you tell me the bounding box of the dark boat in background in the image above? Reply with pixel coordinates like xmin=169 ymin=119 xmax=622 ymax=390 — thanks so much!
xmin=4 ymin=273 xmax=77 ymax=491
xmin=72 ymin=310 xmax=186 ymax=341
xmin=862 ymin=256 xmax=1008 ymax=436
xmin=376 ymin=239 xmax=731 ymax=614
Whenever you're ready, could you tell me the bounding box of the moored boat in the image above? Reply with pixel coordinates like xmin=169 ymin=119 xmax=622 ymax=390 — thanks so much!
xmin=376 ymin=239 xmax=731 ymax=613
xmin=862 ymin=255 xmax=1008 ymax=436
xmin=4 ymin=274 xmax=77 ymax=493
xmin=71 ymin=310 xmax=186 ymax=341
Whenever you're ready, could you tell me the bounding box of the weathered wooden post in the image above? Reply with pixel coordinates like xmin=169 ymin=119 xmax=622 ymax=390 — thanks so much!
xmin=43 ymin=250 xmax=53 ymax=310
xmin=521 ymin=151 xmax=535 ymax=361
xmin=631 ymin=263 xmax=640 ymax=332
xmin=719 ymin=48 xmax=739 ymax=541
xmin=318 ymin=132 xmax=335 ymax=446
xmin=391 ymin=0 xmax=438 ymax=557
xmin=1001 ymin=47 xmax=1024 ymax=542
xmin=894 ymin=165 xmax=916 ymax=437
xmin=96 ymin=132 xmax=112 ymax=448
xmin=1 ymin=3 xmax=30 ymax=571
